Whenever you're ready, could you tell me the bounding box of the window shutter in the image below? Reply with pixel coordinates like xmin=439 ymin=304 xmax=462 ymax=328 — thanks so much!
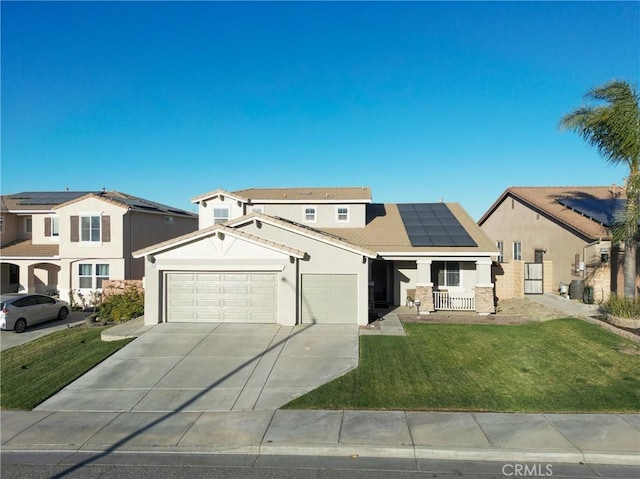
xmin=70 ymin=216 xmax=79 ymax=242
xmin=101 ymin=216 xmax=111 ymax=242
xmin=45 ymin=217 xmax=51 ymax=237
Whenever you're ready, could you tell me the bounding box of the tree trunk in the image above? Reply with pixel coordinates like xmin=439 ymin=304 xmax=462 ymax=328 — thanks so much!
xmin=623 ymin=239 xmax=637 ymax=298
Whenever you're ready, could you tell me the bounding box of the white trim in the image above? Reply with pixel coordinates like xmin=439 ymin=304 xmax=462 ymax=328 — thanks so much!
xmin=1 ymin=256 xmax=61 ymax=261
xmin=379 ymin=252 xmax=500 ymax=258
xmin=133 ymin=225 xmax=306 ymax=259
xmin=9 ymin=209 xmax=55 ymax=214
xmin=335 ymin=206 xmax=350 ymax=223
xmin=213 ymin=207 xmax=230 ymax=224
xmin=255 ymin=198 xmax=370 ymax=204
xmin=230 ymin=215 xmax=377 ymax=258
xmin=302 ymin=205 xmax=317 ymax=223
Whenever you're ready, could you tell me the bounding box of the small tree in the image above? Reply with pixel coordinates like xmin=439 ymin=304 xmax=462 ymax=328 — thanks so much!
xmin=560 ymin=80 xmax=640 ymax=298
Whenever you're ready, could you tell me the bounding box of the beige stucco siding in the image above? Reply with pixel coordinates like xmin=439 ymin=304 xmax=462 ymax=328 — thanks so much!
xmin=56 ymin=197 xmax=126 ymax=259
xmin=198 ymin=197 xmax=244 ymax=229
xmin=480 ymin=196 xmax=594 ymax=289
xmin=255 ymin=203 xmax=367 ymax=228
xmin=142 ymin=233 xmax=293 ymax=325
xmin=0 ymin=214 xmax=20 ymax=246
xmin=238 ymin=221 xmax=370 ymax=325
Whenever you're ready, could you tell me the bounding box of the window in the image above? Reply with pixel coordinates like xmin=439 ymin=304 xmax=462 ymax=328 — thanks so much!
xmin=433 ymin=262 xmax=460 ymax=288
xmin=81 ymin=215 xmax=101 ymax=242
xmin=52 ymin=217 xmax=59 ymax=237
xmin=513 ymin=241 xmax=522 ymax=261
xmin=79 ymin=264 xmax=93 ymax=289
xmin=496 ymin=240 xmax=504 ymax=262
xmin=24 ymin=217 xmax=32 ymax=234
xmin=0 ymin=216 xmax=4 ymax=233
xmin=78 ymin=264 xmax=110 ymax=289
xmin=251 ymin=206 xmax=264 ymax=214
xmin=303 ymin=206 xmax=316 ymax=222
xmin=213 ymin=208 xmax=229 ymax=224
xmin=336 ymin=206 xmax=349 ymax=222
xmin=96 ymin=264 xmax=110 ymax=288
xmin=164 ymin=216 xmax=174 ymax=224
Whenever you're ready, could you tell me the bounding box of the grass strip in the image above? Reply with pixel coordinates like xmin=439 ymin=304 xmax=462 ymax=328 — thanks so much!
xmin=1 ymin=327 xmax=133 ymax=410
xmin=284 ymin=318 xmax=640 ymax=412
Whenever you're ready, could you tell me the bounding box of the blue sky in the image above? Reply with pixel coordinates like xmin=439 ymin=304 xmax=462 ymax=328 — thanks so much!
xmin=2 ymin=1 xmax=638 ymax=220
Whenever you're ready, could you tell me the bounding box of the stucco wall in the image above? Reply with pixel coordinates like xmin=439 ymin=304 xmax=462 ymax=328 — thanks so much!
xmin=198 ymin=197 xmax=245 ymax=228
xmin=257 ymin=203 xmax=367 ymax=228
xmin=0 ymin=213 xmax=20 ymax=246
xmin=480 ymin=195 xmax=595 ymax=292
xmin=142 ymin=233 xmax=293 ymax=325
xmin=240 ymin=220 xmax=370 ymax=325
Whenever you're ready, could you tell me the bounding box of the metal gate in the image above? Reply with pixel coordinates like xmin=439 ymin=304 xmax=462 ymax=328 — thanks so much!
xmin=524 ymin=263 xmax=543 ymax=294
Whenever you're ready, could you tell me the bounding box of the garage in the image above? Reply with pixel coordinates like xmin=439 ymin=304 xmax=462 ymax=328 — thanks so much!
xmin=301 ymin=274 xmax=358 ymax=324
xmin=165 ymin=272 xmax=278 ymax=322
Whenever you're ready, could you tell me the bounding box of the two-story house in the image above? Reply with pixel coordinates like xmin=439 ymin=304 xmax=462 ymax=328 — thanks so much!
xmin=134 ymin=187 xmax=498 ymax=326
xmin=0 ymin=191 xmax=197 ymax=303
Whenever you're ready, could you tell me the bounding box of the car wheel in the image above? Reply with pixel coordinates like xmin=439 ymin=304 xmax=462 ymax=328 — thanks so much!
xmin=58 ymin=307 xmax=69 ymax=320
xmin=14 ymin=318 xmax=27 ymax=334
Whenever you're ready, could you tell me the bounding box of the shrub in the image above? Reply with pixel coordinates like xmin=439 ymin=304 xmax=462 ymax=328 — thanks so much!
xmin=602 ymin=294 xmax=640 ymax=319
xmin=99 ymin=288 xmax=144 ymax=323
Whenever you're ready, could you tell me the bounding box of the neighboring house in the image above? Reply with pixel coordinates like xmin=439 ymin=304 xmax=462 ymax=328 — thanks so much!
xmin=478 ymin=185 xmax=639 ymax=302
xmin=134 ymin=187 xmax=499 ymax=326
xmin=0 ymin=191 xmax=197 ymax=303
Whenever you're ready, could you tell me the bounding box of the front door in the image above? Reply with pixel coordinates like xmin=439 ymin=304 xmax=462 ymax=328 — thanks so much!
xmin=371 ymin=260 xmax=391 ymax=308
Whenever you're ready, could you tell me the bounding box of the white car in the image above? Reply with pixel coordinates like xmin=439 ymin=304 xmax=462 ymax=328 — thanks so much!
xmin=0 ymin=294 xmax=70 ymax=333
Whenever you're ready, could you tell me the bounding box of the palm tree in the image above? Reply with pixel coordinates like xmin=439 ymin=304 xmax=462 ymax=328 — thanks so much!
xmin=560 ymin=80 xmax=640 ymax=298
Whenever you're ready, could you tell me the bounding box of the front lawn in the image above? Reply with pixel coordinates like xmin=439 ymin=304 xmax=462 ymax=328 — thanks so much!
xmin=284 ymin=318 xmax=640 ymax=412
xmin=1 ymin=327 xmax=133 ymax=410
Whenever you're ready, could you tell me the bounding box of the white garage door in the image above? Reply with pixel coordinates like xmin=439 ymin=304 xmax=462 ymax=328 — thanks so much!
xmin=301 ymin=274 xmax=357 ymax=324
xmin=166 ymin=272 xmax=277 ymax=322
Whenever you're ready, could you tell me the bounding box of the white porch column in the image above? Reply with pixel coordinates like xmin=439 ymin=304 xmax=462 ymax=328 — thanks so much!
xmin=415 ymin=260 xmax=434 ymax=314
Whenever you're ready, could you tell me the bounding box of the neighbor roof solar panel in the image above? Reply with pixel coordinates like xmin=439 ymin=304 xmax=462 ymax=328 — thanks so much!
xmin=397 ymin=203 xmax=477 ymax=247
xmin=14 ymin=191 xmax=94 ymax=205
xmin=556 ymin=197 xmax=633 ymax=227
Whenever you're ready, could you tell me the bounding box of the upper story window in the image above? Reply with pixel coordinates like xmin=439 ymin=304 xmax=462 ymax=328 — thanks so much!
xmin=24 ymin=217 xmax=32 ymax=234
xmin=336 ymin=206 xmax=349 ymax=223
xmin=303 ymin=206 xmax=316 ymax=223
xmin=81 ymin=215 xmax=101 ymax=242
xmin=0 ymin=216 xmax=4 ymax=233
xmin=70 ymin=215 xmax=110 ymax=243
xmin=513 ymin=241 xmax=522 ymax=261
xmin=164 ymin=216 xmax=174 ymax=224
xmin=45 ymin=217 xmax=59 ymax=238
xmin=213 ymin=207 xmax=229 ymax=224
xmin=251 ymin=206 xmax=264 ymax=214
xmin=496 ymin=240 xmax=504 ymax=262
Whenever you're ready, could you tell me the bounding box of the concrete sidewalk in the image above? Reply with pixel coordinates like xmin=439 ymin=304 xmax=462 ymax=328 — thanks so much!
xmin=3 ymin=310 xmax=638 ymax=466
xmin=2 ymin=409 xmax=638 ymax=465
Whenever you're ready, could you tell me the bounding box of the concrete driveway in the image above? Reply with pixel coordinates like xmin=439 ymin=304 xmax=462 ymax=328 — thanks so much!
xmin=36 ymin=322 xmax=359 ymax=413
xmin=0 ymin=312 xmax=90 ymax=351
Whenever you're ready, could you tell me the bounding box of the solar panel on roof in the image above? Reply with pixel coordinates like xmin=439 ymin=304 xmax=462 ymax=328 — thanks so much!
xmin=397 ymin=204 xmax=477 ymax=247
xmin=556 ymin=197 xmax=631 ymax=227
xmin=14 ymin=191 xmax=95 ymax=205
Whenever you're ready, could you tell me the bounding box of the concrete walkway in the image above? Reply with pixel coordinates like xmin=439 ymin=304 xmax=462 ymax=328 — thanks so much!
xmin=3 ymin=312 xmax=639 ymax=465
xmin=37 ymin=322 xmax=359 ymax=412
xmin=2 ymin=409 xmax=638 ymax=464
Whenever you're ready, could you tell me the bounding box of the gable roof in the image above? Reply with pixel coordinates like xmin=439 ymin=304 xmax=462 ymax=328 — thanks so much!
xmin=1 ymin=191 xmax=195 ymax=217
xmin=477 ymin=186 xmax=625 ymax=240
xmin=132 ymin=223 xmax=306 ymax=259
xmin=191 ymin=187 xmax=372 ymax=204
xmin=227 ymin=213 xmax=378 ymax=258
xmin=322 ymin=203 xmax=497 ymax=255
xmin=190 ymin=188 xmax=249 ymax=204
xmin=234 ymin=187 xmax=372 ymax=203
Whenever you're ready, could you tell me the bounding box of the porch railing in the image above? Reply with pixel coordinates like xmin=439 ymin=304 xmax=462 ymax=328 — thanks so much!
xmin=433 ymin=291 xmax=475 ymax=311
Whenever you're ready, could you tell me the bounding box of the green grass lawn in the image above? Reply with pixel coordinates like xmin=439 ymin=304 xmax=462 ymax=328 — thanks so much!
xmin=1 ymin=327 xmax=133 ymax=410
xmin=284 ymin=318 xmax=640 ymax=412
